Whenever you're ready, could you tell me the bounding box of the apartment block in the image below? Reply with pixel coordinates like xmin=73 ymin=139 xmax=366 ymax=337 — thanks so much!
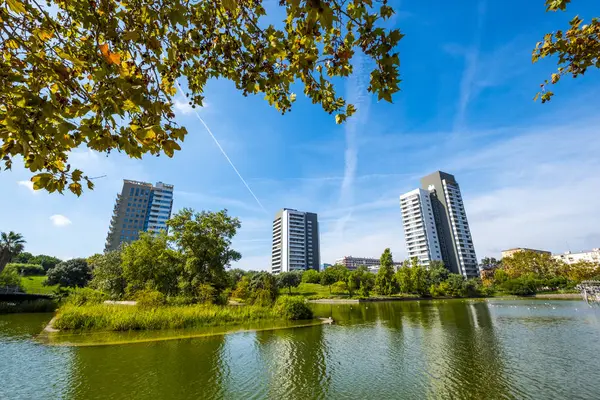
xmin=553 ymin=248 xmax=600 ymax=265
xmin=271 ymin=209 xmax=320 ymax=274
xmin=399 ymin=188 xmax=443 ymax=266
xmin=501 ymin=248 xmax=551 ymax=258
xmin=400 ymin=171 xmax=478 ymax=278
xmin=105 ymin=180 xmax=174 ymax=252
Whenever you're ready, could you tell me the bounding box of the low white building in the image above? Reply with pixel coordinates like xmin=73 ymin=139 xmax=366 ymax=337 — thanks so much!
xmin=335 ymin=256 xmax=380 ymax=271
xmin=553 ymin=248 xmax=600 ymax=265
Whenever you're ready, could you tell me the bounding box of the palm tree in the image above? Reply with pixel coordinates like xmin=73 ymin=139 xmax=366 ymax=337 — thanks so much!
xmin=0 ymin=232 xmax=26 ymax=274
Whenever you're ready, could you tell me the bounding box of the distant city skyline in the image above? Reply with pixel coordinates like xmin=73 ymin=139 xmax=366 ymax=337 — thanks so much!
xmin=3 ymin=1 xmax=599 ymax=267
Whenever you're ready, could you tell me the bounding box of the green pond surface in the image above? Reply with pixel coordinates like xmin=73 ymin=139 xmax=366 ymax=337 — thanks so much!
xmin=2 ymin=299 xmax=600 ymax=399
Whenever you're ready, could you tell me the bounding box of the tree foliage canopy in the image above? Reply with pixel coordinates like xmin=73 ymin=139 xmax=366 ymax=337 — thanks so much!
xmin=46 ymin=258 xmax=91 ymax=288
xmin=0 ymin=231 xmax=26 ymax=274
xmin=1 ymin=0 xmax=402 ymax=194
xmin=533 ymin=0 xmax=600 ymax=102
xmin=168 ymin=208 xmax=241 ymax=292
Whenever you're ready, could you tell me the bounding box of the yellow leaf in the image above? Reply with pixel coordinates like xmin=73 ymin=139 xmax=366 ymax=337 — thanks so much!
xmin=7 ymin=0 xmax=26 ymax=14
xmin=35 ymin=29 xmax=53 ymax=41
xmin=50 ymin=83 xmax=59 ymax=93
xmin=6 ymin=40 xmax=20 ymax=49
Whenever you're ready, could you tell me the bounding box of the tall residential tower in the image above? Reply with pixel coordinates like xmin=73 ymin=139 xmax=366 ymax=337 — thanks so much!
xmin=105 ymin=180 xmax=174 ymax=252
xmin=271 ymin=209 xmax=320 ymax=274
xmin=400 ymin=171 xmax=478 ymax=278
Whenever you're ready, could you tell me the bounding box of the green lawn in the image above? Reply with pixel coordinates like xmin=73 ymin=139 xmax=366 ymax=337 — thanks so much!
xmin=280 ymin=283 xmax=349 ymax=299
xmin=20 ymin=276 xmax=57 ymax=294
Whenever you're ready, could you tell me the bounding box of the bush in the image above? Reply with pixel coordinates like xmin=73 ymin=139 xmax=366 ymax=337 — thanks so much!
xmin=166 ymin=295 xmax=196 ymax=306
xmin=46 ymin=258 xmax=91 ymax=288
xmin=0 ymin=268 xmax=21 ymax=288
xmin=302 ymin=269 xmax=321 ymax=284
xmin=66 ymin=288 xmax=108 ymax=306
xmin=5 ymin=263 xmax=45 ymax=276
xmin=501 ymin=278 xmax=537 ymax=296
xmin=331 ymin=280 xmax=348 ymax=294
xmin=135 ymin=289 xmax=166 ymax=309
xmin=196 ymin=283 xmax=218 ymax=304
xmin=252 ymin=288 xmax=275 ymax=306
xmin=274 ymin=296 xmax=313 ymax=320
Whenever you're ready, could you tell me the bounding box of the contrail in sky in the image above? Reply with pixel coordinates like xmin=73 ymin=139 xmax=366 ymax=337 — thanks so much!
xmin=175 ymin=80 xmax=268 ymax=214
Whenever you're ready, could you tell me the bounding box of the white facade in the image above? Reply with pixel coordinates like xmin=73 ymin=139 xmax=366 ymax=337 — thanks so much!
xmin=553 ymin=248 xmax=600 ymax=265
xmin=399 ymin=189 xmax=442 ymax=266
xmin=335 ymin=256 xmax=380 ymax=270
xmin=271 ymin=209 xmax=320 ymax=274
xmin=147 ymin=182 xmax=174 ymax=233
xmin=441 ymin=179 xmax=478 ymax=276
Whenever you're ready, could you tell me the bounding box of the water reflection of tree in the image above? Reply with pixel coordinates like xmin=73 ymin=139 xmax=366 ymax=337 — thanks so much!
xmin=69 ymin=335 xmax=226 ymax=400
xmin=255 ymin=324 xmax=329 ymax=399
xmin=425 ymin=300 xmax=512 ymax=400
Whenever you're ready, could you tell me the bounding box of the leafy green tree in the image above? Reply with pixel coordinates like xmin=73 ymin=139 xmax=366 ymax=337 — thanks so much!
xmin=227 ymin=268 xmax=247 ymax=289
xmin=232 ymin=275 xmax=251 ymax=300
xmin=277 ymin=271 xmax=302 ymax=294
xmin=121 ymin=232 xmax=181 ymax=296
xmin=328 ymin=264 xmax=349 ymax=282
xmin=533 ymin=0 xmax=600 ymax=102
xmin=359 ymin=272 xmax=375 ymax=297
xmin=0 ymin=231 xmax=26 ymax=274
xmin=411 ymin=265 xmax=430 ymax=297
xmin=320 ymin=268 xmax=337 ymax=293
xmin=446 ymin=274 xmax=467 ymax=298
xmin=89 ymin=250 xmax=126 ymax=299
xmin=376 ymin=248 xmax=396 ymax=295
xmin=302 ymin=269 xmax=321 ymax=284
xmin=46 ymin=258 xmax=91 ymax=288
xmin=30 ymin=255 xmax=63 ymax=272
xmin=501 ymin=277 xmax=537 ymax=296
xmin=331 ymin=280 xmax=348 ymax=295
xmin=428 ymin=261 xmax=449 ymax=285
xmin=11 ymin=251 xmax=33 ymax=264
xmin=502 ymin=251 xmax=557 ymax=280
xmin=249 ymin=272 xmax=278 ymax=305
xmin=395 ymin=267 xmax=413 ymax=294
xmin=168 ymin=208 xmax=241 ymax=294
xmin=1 ymin=0 xmax=402 ymax=195
xmin=347 ymin=270 xmax=361 ymax=297
xmin=0 ymin=268 xmax=21 ymax=288
xmin=480 ymin=257 xmax=501 ymax=271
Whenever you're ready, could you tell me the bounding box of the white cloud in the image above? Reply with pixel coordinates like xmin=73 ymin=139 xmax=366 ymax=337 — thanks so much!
xmin=174 ymin=99 xmax=194 ymax=115
xmin=173 ymin=99 xmax=209 ymax=115
xmin=50 ymin=214 xmax=72 ymax=227
xmin=17 ymin=180 xmax=35 ymax=193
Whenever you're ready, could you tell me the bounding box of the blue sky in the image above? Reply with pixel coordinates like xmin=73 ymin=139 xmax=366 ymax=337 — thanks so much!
xmin=2 ymin=0 xmax=600 ymax=269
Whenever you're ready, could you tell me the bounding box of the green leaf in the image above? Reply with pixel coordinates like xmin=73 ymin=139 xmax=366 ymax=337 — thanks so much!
xmin=122 ymin=31 xmax=140 ymax=41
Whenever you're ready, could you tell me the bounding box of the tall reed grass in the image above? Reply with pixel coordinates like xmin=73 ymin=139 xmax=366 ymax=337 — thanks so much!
xmin=53 ymin=303 xmax=283 ymax=331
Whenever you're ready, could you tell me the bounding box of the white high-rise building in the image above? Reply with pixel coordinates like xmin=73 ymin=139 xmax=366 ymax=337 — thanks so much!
xmin=271 ymin=209 xmax=320 ymax=274
xmin=399 ymin=188 xmax=442 ymax=266
xmin=399 ymin=171 xmax=478 ymax=278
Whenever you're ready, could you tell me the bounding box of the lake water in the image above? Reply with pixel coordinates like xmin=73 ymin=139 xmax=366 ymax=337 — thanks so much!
xmin=2 ymin=299 xmax=600 ymax=399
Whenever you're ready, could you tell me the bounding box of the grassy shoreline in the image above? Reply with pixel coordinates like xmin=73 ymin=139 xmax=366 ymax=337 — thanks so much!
xmin=52 ymin=300 xmax=311 ymax=332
